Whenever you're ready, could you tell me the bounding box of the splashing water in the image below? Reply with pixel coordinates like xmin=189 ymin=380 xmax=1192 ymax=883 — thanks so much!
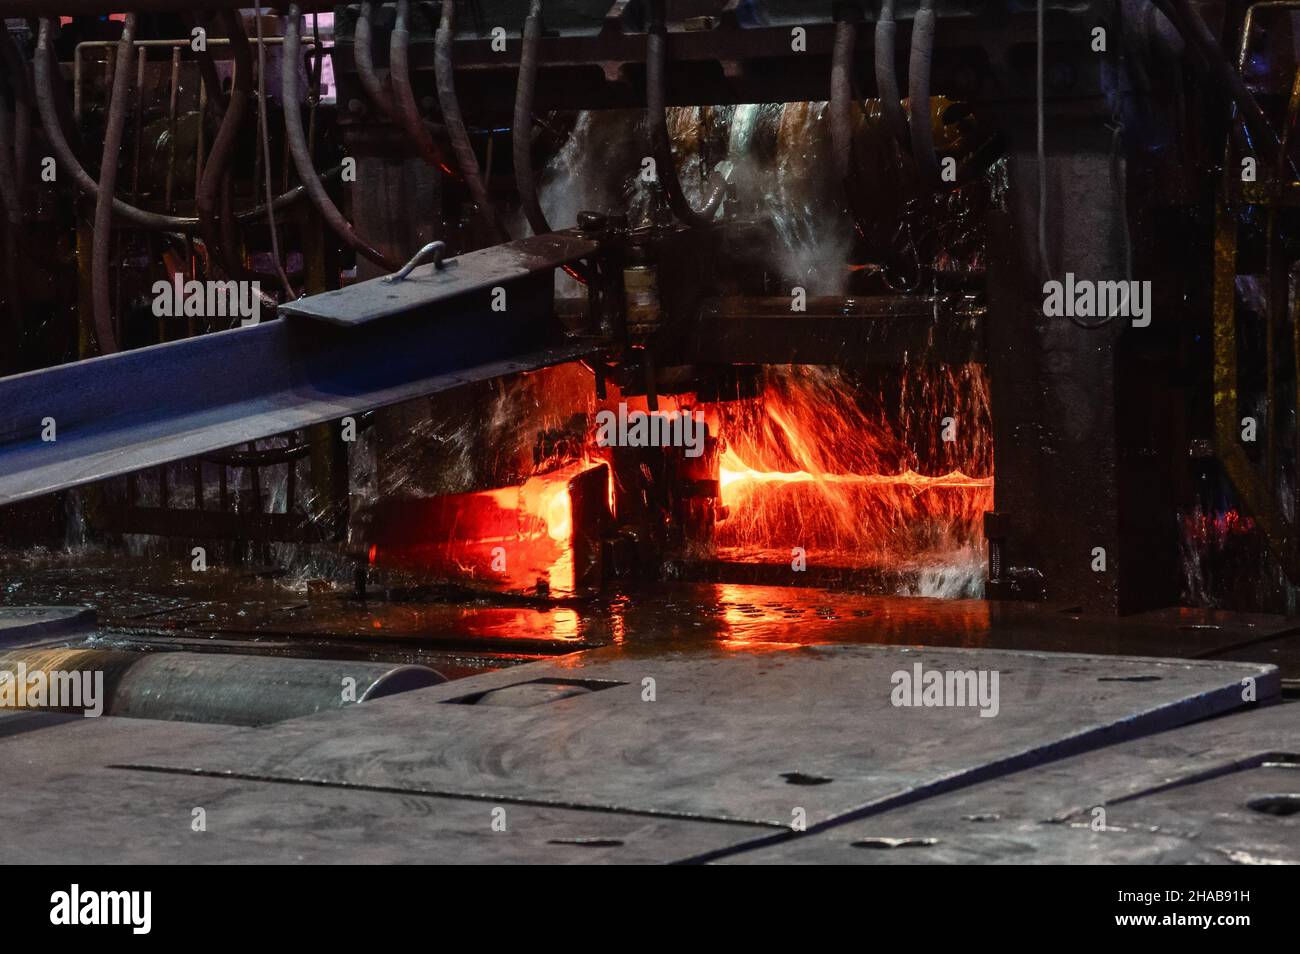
xmin=703 ymin=366 xmax=992 ymax=594
xmin=530 ymin=104 xmax=992 ymax=597
xmin=539 ymin=103 xmax=856 ymax=295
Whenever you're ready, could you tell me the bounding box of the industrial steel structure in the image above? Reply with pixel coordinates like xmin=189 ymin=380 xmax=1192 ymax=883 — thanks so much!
xmin=0 ymin=1 xmax=1296 ymax=869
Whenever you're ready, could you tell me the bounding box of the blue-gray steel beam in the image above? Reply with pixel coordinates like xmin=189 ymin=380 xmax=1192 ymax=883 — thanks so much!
xmin=0 ymin=232 xmax=599 ymax=507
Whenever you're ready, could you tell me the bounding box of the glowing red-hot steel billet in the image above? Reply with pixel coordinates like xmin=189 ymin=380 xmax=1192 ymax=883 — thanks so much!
xmin=364 ymin=460 xmax=609 ymax=595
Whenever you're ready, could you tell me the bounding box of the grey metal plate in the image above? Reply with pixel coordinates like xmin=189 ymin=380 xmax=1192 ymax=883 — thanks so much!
xmin=0 ymin=714 xmax=763 ymax=864
xmin=279 ymin=232 xmax=598 ymax=326
xmin=119 ymin=646 xmax=1278 ymax=829
xmin=718 ymin=702 xmax=1300 ymax=864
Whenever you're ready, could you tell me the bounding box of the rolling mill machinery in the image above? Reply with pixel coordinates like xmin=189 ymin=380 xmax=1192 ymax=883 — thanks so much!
xmin=0 ymin=0 xmax=1296 ymax=626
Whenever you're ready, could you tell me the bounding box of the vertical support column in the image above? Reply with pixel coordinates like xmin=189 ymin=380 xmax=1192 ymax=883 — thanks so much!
xmin=987 ymin=130 xmax=1167 ymax=613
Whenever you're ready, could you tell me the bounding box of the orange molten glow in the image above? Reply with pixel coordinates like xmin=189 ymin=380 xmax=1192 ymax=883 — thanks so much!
xmin=719 ymin=457 xmax=991 ymax=495
xmin=704 ymin=366 xmax=994 ymax=592
xmin=367 ymin=459 xmax=603 ymax=595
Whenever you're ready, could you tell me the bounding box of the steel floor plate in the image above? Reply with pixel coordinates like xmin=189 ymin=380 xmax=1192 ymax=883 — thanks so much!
xmin=717 ymin=702 xmax=1300 ymax=864
xmin=0 ymin=646 xmax=1285 ymax=863
xmin=114 ymin=646 xmax=1277 ymax=828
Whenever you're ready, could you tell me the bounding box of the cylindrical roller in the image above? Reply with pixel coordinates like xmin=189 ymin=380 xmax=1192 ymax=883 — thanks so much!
xmin=0 ymin=648 xmax=445 ymax=726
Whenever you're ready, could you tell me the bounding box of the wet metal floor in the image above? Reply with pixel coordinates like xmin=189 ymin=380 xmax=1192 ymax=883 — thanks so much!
xmin=0 ymin=643 xmax=1291 ymax=863
xmin=2 ymin=552 xmax=1298 ymax=863
xmin=5 ymin=551 xmax=1300 ymax=685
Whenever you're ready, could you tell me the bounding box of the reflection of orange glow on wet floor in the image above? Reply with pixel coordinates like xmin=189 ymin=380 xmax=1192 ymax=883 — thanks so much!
xmin=709 ymin=582 xmax=992 ymax=652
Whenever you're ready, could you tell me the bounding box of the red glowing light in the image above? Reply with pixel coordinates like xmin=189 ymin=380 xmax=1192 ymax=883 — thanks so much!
xmin=365 ymin=460 xmax=605 ymax=595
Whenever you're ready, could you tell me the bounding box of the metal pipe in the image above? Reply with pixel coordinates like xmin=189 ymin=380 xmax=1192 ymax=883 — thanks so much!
xmin=0 ymin=648 xmax=445 ymax=727
xmin=77 ymin=36 xmax=303 ymax=50
xmin=646 ymin=0 xmax=725 ymax=228
xmin=1154 ymin=0 xmax=1283 ymax=167
xmin=36 ymin=19 xmax=197 ymax=231
xmin=163 ymin=47 xmax=180 ymax=209
xmin=255 ymin=5 xmax=294 ymax=298
xmin=514 ymin=0 xmax=550 ymax=235
xmin=434 ymin=0 xmax=507 ymax=238
xmin=91 ymin=13 xmax=137 ymax=354
xmin=195 ymin=71 xmax=206 ymax=195
xmin=829 ymin=14 xmax=856 ymax=187
xmin=36 ymin=19 xmax=331 ymax=236
xmin=874 ymin=0 xmax=908 ymax=147
xmin=390 ymin=0 xmax=450 ymax=171
xmin=129 ymin=44 xmax=145 ymax=202
xmin=510 ymin=1 xmax=586 ymax=284
xmin=235 ymin=163 xmax=346 ymax=223
xmin=283 ymin=3 xmax=400 ymax=270
xmin=908 ymin=0 xmax=941 ymax=187
xmin=197 ymin=11 xmax=252 ymax=276
xmin=355 ymin=1 xmax=397 ymax=124
xmin=187 ymin=17 xmax=229 ymax=121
